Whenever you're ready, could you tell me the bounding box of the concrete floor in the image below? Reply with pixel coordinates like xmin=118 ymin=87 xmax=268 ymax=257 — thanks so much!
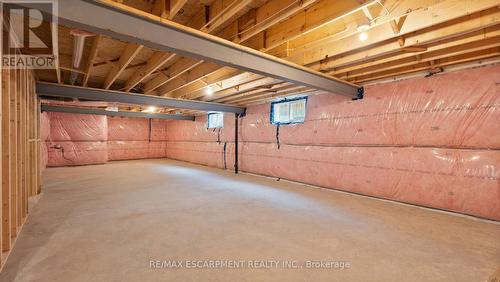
xmin=1 ymin=159 xmax=499 ymax=282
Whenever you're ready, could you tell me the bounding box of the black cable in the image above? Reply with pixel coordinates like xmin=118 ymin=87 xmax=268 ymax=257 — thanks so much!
xmin=276 ymin=124 xmax=280 ymax=150
xmin=148 ymin=118 xmax=152 ymax=143
xmin=217 ymin=128 xmax=221 ymax=144
xmin=223 ymin=142 xmax=227 ymax=169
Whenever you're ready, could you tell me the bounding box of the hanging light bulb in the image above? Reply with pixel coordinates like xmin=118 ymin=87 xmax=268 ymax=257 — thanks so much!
xmin=357 ymin=20 xmax=370 ymax=42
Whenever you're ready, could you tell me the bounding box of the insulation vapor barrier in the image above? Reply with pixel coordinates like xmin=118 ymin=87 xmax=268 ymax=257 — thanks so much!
xmin=107 ymin=117 xmax=168 ymax=161
xmin=43 ymin=113 xmax=169 ymax=167
xmin=45 ymin=112 xmax=108 ymax=166
xmin=166 ymin=65 xmax=500 ymax=221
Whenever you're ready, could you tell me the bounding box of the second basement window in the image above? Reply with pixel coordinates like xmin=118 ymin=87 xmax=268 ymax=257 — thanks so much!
xmin=207 ymin=112 xmax=224 ymax=128
xmin=270 ymin=97 xmax=307 ymax=125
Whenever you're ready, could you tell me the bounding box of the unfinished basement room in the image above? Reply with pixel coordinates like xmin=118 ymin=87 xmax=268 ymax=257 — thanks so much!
xmin=0 ymin=0 xmax=499 ymax=281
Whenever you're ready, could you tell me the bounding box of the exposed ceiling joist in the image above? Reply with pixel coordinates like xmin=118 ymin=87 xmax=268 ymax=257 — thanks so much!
xmin=156 ymin=62 xmax=225 ymax=96
xmin=201 ymin=0 xmax=253 ymax=34
xmin=169 ymin=0 xmax=188 ymax=20
xmin=234 ymin=0 xmax=318 ymax=44
xmin=318 ymin=7 xmax=500 ymax=72
xmin=124 ymin=51 xmax=176 ymax=91
xmin=160 ymin=0 xmax=374 ymax=98
xmin=26 ymin=0 xmax=361 ymax=98
xmin=144 ymin=57 xmax=203 ymax=93
xmin=103 ymin=43 xmax=143 ymax=89
xmin=160 ymin=66 xmax=239 ymax=97
xmin=82 ymin=34 xmax=101 ymax=87
xmin=36 ymin=83 xmax=246 ymax=114
xmin=41 ymin=105 xmax=195 ymax=121
xmin=301 ymin=1 xmax=500 ymax=68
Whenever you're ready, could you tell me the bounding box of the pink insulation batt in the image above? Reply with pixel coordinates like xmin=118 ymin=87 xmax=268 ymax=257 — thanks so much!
xmin=107 ymin=117 xmax=168 ymax=161
xmin=165 ymin=65 xmax=500 ymax=221
xmin=44 ymin=114 xmax=169 ymax=166
xmin=46 ymin=112 xmax=108 ymax=166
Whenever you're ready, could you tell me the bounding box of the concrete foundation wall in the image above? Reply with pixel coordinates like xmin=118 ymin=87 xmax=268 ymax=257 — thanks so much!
xmin=165 ymin=65 xmax=500 ymax=220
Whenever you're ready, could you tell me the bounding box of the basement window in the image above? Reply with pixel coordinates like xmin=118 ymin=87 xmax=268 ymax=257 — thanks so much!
xmin=270 ymin=97 xmax=307 ymax=125
xmin=207 ymin=112 xmax=224 ymax=128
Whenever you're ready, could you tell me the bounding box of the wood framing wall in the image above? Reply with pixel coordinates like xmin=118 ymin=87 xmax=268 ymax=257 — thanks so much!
xmin=0 ymin=65 xmax=41 ymax=270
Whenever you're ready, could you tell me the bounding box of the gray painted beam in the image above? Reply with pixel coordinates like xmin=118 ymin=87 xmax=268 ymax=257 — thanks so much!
xmin=41 ymin=105 xmax=195 ymax=121
xmin=21 ymin=0 xmax=361 ymax=98
xmin=37 ymin=83 xmax=246 ymax=114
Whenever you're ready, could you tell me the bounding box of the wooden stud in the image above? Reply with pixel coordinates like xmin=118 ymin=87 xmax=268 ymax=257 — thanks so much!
xmin=2 ymin=69 xmax=11 ymax=253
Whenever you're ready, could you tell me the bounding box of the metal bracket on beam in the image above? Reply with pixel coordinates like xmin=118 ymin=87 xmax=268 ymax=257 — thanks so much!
xmin=20 ymin=0 xmax=361 ymax=98
xmin=41 ymin=105 xmax=195 ymax=121
xmin=352 ymin=87 xmax=364 ymax=101
xmin=36 ymin=83 xmax=246 ymax=114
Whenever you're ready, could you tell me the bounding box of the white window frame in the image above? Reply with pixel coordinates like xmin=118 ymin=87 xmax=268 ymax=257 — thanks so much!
xmin=207 ymin=112 xmax=224 ymax=129
xmin=270 ymin=97 xmax=307 ymax=125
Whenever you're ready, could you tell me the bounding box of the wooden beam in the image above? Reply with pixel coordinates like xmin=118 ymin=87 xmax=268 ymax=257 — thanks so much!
xmin=212 ymin=81 xmax=290 ymax=103
xmin=168 ymin=0 xmax=188 ymax=20
xmin=152 ymin=0 xmax=169 ymax=18
xmin=233 ymin=86 xmax=312 ymax=105
xmin=202 ymin=0 xmax=253 ymax=34
xmin=351 ymin=47 xmax=500 ymax=83
xmin=160 ymin=0 xmax=371 ymax=99
xmin=262 ymin=0 xmax=377 ymax=52
xmin=82 ymin=35 xmax=101 ymax=87
xmin=200 ymin=77 xmax=283 ymax=101
xmin=103 ymin=43 xmax=143 ymax=90
xmin=390 ymin=15 xmax=407 ymax=35
xmin=293 ymin=1 xmax=500 ymax=67
xmin=332 ymin=26 xmax=500 ymax=76
xmin=163 ymin=67 xmax=241 ymax=98
xmin=201 ymin=77 xmax=280 ymax=102
xmin=317 ymin=7 xmax=500 ymax=72
xmin=144 ymin=57 xmax=203 ymax=93
xmin=150 ymin=0 xmax=256 ymax=95
xmin=340 ymin=36 xmax=500 ymax=81
xmin=183 ymin=72 xmax=263 ymax=100
xmin=154 ymin=62 xmax=223 ymax=95
xmin=244 ymin=89 xmax=323 ymax=106
xmin=234 ymin=0 xmax=318 ymax=44
xmin=124 ymin=52 xmax=176 ymax=92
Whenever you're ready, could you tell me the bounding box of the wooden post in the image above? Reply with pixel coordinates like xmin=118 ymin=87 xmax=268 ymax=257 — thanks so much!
xmin=16 ymin=68 xmax=22 ymax=226
xmin=0 ymin=68 xmax=3 ymax=265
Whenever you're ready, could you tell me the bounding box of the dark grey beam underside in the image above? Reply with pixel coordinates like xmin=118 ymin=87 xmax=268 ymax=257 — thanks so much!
xmin=36 ymin=83 xmax=246 ymax=114
xmin=41 ymin=105 xmax=195 ymax=121
xmin=20 ymin=0 xmax=361 ymax=98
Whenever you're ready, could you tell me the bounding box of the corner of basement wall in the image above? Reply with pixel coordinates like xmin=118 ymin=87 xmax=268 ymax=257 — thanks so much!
xmin=42 ymin=114 xmax=170 ymax=167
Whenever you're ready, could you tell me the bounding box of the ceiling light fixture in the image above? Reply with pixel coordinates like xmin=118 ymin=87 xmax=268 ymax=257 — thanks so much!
xmin=204 ymin=86 xmax=214 ymax=96
xmin=105 ymin=106 xmax=118 ymax=112
xmin=358 ymin=32 xmax=368 ymax=41
xmin=357 ymin=21 xmax=370 ymax=42
xmin=142 ymin=106 xmax=157 ymax=113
